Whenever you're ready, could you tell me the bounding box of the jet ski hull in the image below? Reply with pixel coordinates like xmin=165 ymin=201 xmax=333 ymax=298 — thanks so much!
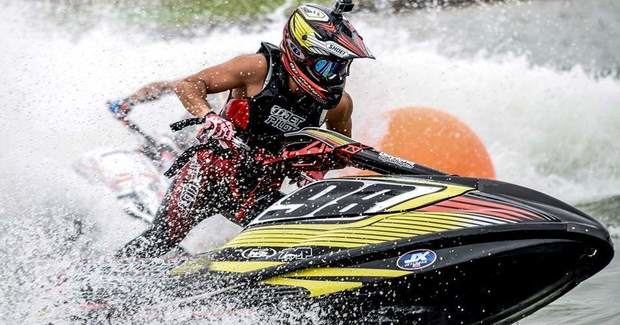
xmin=171 ymin=175 xmax=613 ymax=324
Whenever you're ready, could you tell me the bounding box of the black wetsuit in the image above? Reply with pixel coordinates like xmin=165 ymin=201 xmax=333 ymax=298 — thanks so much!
xmin=117 ymin=42 xmax=334 ymax=258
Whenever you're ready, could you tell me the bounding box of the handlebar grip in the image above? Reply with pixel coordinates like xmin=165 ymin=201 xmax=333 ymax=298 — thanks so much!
xmin=170 ymin=117 xmax=205 ymax=132
xmin=165 ymin=115 xmax=253 ymax=177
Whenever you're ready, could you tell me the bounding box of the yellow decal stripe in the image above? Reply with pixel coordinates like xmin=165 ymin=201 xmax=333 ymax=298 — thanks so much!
xmin=246 ymin=224 xmax=340 ymax=231
xmin=222 ymin=242 xmax=299 ymax=248
xmin=223 ymin=214 xmax=488 ymax=249
xmin=291 ymin=13 xmax=314 ymax=49
xmin=170 ymin=256 xmax=211 ymax=276
xmin=299 ymin=237 xmax=384 ymax=245
xmin=263 ymin=277 xmax=362 ymax=297
xmin=287 ymin=267 xmax=411 ymax=278
xmin=376 ymin=221 xmax=458 ymax=232
xmin=248 ymin=214 xmax=391 ymax=231
xmin=366 ymin=223 xmax=434 ymax=234
xmin=297 ymin=241 xmax=362 ymax=248
xmin=323 ymin=229 xmax=409 ymax=240
xmin=304 ymin=128 xmax=352 ymax=146
xmin=224 ymin=239 xmax=301 ymax=247
xmin=227 ymin=239 xmax=303 ymax=246
xmin=209 ymin=261 xmax=284 ymax=273
xmin=205 ymin=263 xmax=411 ymax=278
xmin=241 ymin=229 xmax=323 ymax=236
xmin=228 ymin=233 xmax=312 ymax=241
xmin=312 ymin=232 xmax=401 ymax=241
xmin=387 ymin=184 xmax=472 ymax=211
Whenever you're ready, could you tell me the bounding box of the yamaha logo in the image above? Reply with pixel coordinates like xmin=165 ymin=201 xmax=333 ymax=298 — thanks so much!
xmin=396 ymin=249 xmax=437 ymax=270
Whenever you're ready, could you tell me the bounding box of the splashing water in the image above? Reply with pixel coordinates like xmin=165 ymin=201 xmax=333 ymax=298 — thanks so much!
xmin=1 ymin=1 xmax=619 ymax=324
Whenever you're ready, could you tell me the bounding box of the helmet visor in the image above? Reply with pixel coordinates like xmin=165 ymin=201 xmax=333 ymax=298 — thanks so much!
xmin=309 ymin=57 xmax=351 ymax=84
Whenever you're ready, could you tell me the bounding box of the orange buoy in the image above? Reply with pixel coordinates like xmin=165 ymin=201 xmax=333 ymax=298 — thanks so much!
xmin=378 ymin=107 xmax=495 ymax=178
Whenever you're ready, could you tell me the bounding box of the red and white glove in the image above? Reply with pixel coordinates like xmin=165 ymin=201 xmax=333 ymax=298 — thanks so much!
xmin=197 ymin=112 xmax=236 ymax=143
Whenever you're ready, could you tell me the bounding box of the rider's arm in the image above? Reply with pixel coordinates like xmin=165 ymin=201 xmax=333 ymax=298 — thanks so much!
xmin=325 ymin=92 xmax=353 ymax=137
xmin=174 ymin=54 xmax=267 ymax=117
xmin=108 ymin=80 xmax=178 ymax=117
xmin=127 ymin=81 xmax=178 ymax=105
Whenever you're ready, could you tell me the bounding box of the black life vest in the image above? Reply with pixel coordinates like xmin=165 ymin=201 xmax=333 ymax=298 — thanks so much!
xmin=222 ymin=42 xmax=331 ymax=154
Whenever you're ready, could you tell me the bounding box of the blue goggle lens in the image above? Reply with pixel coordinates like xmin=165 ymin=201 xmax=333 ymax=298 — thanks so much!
xmin=313 ymin=59 xmax=349 ymax=80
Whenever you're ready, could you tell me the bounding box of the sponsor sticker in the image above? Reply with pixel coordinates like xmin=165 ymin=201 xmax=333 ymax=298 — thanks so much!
xmin=325 ymin=41 xmax=353 ymax=59
xmin=178 ymin=157 xmax=201 ymax=214
xmin=278 ymin=247 xmax=313 ymax=261
xmin=287 ymin=39 xmax=305 ymax=60
xmin=241 ymin=247 xmax=277 ymax=259
xmin=299 ymin=5 xmax=329 ymax=22
xmin=264 ymin=105 xmax=307 ymax=132
xmin=396 ymin=249 xmax=437 ymax=270
xmin=378 ymin=152 xmax=416 ymax=170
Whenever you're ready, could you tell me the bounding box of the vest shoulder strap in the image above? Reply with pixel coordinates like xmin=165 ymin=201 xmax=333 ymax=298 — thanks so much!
xmin=258 ymin=42 xmax=280 ymax=56
xmin=257 ymin=42 xmax=286 ymax=90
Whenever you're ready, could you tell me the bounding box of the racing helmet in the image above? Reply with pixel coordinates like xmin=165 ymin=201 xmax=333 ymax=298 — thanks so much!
xmin=281 ymin=3 xmax=374 ymax=107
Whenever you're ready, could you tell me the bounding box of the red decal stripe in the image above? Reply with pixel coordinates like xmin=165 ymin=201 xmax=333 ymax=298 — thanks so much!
xmin=452 ymin=196 xmax=542 ymax=219
xmin=419 ymin=195 xmax=545 ymax=222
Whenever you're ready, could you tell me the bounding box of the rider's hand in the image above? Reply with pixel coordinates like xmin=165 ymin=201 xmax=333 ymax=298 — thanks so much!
xmin=197 ymin=112 xmax=236 ymax=143
xmin=107 ymin=98 xmax=133 ymax=120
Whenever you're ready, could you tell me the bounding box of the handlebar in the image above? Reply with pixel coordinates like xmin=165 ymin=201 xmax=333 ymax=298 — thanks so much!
xmin=163 ymin=116 xmax=446 ymax=179
xmin=162 ymin=127 xmax=344 ymax=180
xmin=162 ymin=135 xmax=332 ymax=179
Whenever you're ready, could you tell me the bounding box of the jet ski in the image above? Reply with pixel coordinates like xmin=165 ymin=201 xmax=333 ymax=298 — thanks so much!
xmin=168 ymin=127 xmax=614 ymax=324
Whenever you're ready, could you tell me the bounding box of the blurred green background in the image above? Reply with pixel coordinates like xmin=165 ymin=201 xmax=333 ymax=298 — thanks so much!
xmin=33 ymin=0 xmax=484 ymax=32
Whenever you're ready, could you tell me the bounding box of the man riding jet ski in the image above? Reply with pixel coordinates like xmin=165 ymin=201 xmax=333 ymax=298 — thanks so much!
xmin=78 ymin=123 xmax=614 ymax=323
xmin=111 ymin=1 xmax=374 ymax=257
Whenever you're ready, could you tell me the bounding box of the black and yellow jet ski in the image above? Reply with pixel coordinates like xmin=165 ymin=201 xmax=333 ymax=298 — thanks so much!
xmin=170 ymin=128 xmax=614 ymax=324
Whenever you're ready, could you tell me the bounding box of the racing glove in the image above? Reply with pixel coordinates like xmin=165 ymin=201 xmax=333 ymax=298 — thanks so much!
xmin=197 ymin=112 xmax=236 ymax=143
xmin=107 ymin=98 xmax=133 ymax=120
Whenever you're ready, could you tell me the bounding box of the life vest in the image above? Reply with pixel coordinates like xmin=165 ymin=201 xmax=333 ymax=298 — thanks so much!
xmin=222 ymin=42 xmax=331 ymax=153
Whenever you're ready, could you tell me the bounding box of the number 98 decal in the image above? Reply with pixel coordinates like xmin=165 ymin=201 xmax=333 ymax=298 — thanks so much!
xmin=253 ymin=179 xmax=443 ymax=224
